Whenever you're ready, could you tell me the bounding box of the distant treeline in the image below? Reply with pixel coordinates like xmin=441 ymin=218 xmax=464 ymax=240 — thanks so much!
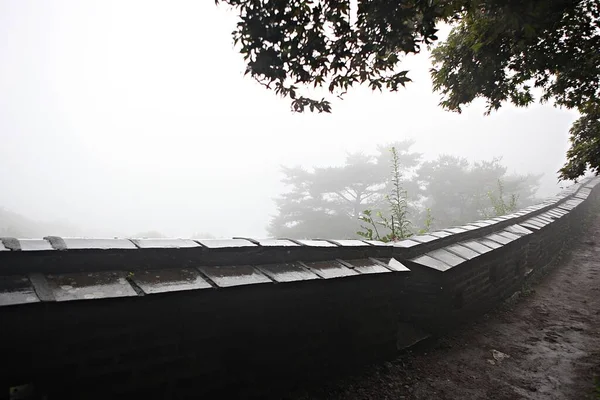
xmin=269 ymin=140 xmax=541 ymax=240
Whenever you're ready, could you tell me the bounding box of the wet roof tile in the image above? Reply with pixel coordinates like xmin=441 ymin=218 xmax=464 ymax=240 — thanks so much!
xmin=341 ymin=259 xmax=390 ymax=274
xmin=257 ymin=263 xmax=320 ymax=282
xmin=478 ymin=239 xmax=502 ymax=249
xmin=444 ymin=227 xmax=468 ymax=234
xmin=410 ymin=235 xmax=438 ymax=243
xmin=394 ymin=239 xmax=421 ymax=249
xmin=427 ymin=249 xmax=465 ymax=267
xmin=445 ymin=244 xmax=480 ymax=260
xmin=0 ymin=276 xmax=40 ymax=306
xmin=198 ymin=265 xmax=272 ymax=287
xmin=361 ymin=240 xmax=393 ymax=246
xmin=255 ymin=239 xmax=300 ymax=247
xmin=485 ymin=234 xmax=512 ymax=245
xmin=505 ymin=225 xmax=534 ymax=236
xmin=377 ymin=258 xmax=410 ymax=272
xmin=18 ymin=239 xmax=54 ymax=251
xmin=131 ymin=239 xmax=201 ymax=249
xmin=61 ymin=238 xmax=137 ymax=250
xmin=295 ymin=239 xmax=338 ymax=247
xmin=461 ymin=240 xmax=494 ymax=254
xmin=301 ymin=260 xmax=359 ymax=279
xmin=327 ymin=239 xmax=370 ymax=247
xmin=498 ymin=231 xmax=521 ymax=241
xmin=196 ymin=239 xmax=257 ymax=248
xmin=430 ymin=231 xmax=452 ymax=239
xmin=45 ymin=271 xmax=137 ymax=301
xmin=410 ymin=255 xmax=450 ymax=272
xmin=132 ymin=268 xmax=212 ymax=294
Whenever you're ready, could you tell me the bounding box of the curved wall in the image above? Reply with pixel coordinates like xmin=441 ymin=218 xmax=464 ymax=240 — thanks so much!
xmin=1 ymin=177 xmax=598 ymax=399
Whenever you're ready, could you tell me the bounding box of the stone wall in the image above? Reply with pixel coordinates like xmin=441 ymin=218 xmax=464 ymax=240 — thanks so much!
xmin=1 ymin=177 xmax=598 ymax=399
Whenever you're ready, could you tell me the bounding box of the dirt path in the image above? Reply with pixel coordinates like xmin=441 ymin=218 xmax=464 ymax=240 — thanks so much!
xmin=291 ymin=214 xmax=600 ymax=400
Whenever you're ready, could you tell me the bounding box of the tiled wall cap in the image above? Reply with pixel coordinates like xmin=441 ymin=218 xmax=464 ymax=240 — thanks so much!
xmin=410 ymin=255 xmax=450 ymax=272
xmin=445 ymin=244 xmax=480 ymax=260
xmin=18 ymin=239 xmax=54 ymax=251
xmin=255 ymin=239 xmax=300 ymax=247
xmin=410 ymin=234 xmax=438 ymax=243
xmin=257 ymin=262 xmax=320 ymax=282
xmin=130 ymin=239 xmax=201 ymax=249
xmin=59 ymin=238 xmax=138 ymax=250
xmin=461 ymin=240 xmax=494 ymax=254
xmin=292 ymin=239 xmax=338 ymax=247
xmin=394 ymin=239 xmax=421 ymax=248
xmin=427 ymin=249 xmax=465 ymax=267
xmin=326 ymin=239 xmax=371 ymax=247
xmin=196 ymin=239 xmax=257 ymax=248
xmin=361 ymin=240 xmax=394 ymax=246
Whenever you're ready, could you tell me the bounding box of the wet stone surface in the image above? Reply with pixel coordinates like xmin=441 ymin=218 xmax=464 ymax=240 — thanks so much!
xmin=132 ymin=268 xmax=212 ymax=294
xmin=0 ymin=276 xmax=39 ymax=306
xmin=341 ymin=259 xmax=390 ymax=274
xmin=198 ymin=265 xmax=272 ymax=287
xmin=256 ymin=263 xmax=320 ymax=282
xmin=45 ymin=271 xmax=137 ymax=301
xmin=0 ymin=241 xmax=7 ymax=251
xmin=301 ymin=260 xmax=358 ymax=279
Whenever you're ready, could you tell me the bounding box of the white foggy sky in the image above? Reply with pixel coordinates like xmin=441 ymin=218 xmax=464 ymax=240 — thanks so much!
xmin=0 ymin=0 xmax=578 ymax=238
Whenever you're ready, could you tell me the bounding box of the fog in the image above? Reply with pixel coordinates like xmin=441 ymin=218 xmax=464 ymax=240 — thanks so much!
xmin=0 ymin=1 xmax=579 ymax=239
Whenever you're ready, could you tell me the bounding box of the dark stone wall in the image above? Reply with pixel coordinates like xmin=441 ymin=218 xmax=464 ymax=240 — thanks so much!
xmin=1 ymin=177 xmax=598 ymax=399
